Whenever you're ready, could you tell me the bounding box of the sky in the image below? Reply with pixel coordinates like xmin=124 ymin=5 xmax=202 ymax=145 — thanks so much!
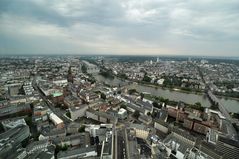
xmin=0 ymin=0 xmax=239 ymax=56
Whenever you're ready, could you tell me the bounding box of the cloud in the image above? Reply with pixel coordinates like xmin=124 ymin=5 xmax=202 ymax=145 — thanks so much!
xmin=0 ymin=0 xmax=239 ymax=56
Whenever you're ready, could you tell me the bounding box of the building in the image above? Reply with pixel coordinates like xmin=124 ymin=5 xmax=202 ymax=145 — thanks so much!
xmin=57 ymin=146 xmax=97 ymax=159
xmin=53 ymin=133 xmax=90 ymax=147
xmin=163 ymin=128 xmax=196 ymax=158
xmin=8 ymin=84 xmax=21 ymax=96
xmin=23 ymin=84 xmax=34 ymax=95
xmin=52 ymin=92 xmax=64 ymax=104
xmin=129 ymin=124 xmax=149 ymax=140
xmin=64 ymin=95 xmax=82 ymax=108
xmin=197 ymin=141 xmax=223 ymax=159
xmin=154 ymin=119 xmax=169 ymax=134
xmin=193 ymin=122 xmax=210 ymax=135
xmin=49 ymin=113 xmax=64 ymax=129
xmin=26 ymin=139 xmax=49 ymax=154
xmin=184 ymin=147 xmax=222 ymax=159
xmin=67 ymin=122 xmax=81 ymax=134
xmin=118 ymin=108 xmax=127 ymax=119
xmin=79 ymin=91 xmax=100 ymax=103
xmin=138 ymin=114 xmax=152 ymax=125
xmin=0 ymin=103 xmax=31 ymax=119
xmin=53 ymin=79 xmax=68 ymax=87
xmin=25 ymin=144 xmax=55 ymax=159
xmin=136 ymin=99 xmax=153 ymax=114
xmin=0 ymin=125 xmax=30 ymax=158
xmin=1 ymin=117 xmax=27 ymax=130
xmin=85 ymin=124 xmax=114 ymax=158
xmin=69 ymin=104 xmax=88 ymax=121
xmin=34 ymin=105 xmax=48 ymax=116
xmin=183 ymin=118 xmax=194 ymax=130
xmin=40 ymin=127 xmax=66 ymax=139
xmin=215 ymin=136 xmax=239 ymax=159
xmin=85 ymin=109 xmax=117 ymax=124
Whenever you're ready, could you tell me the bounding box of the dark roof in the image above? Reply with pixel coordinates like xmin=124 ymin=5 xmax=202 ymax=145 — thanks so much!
xmin=135 ymin=100 xmax=152 ymax=110
xmin=57 ymin=146 xmax=96 ymax=158
xmin=218 ymin=136 xmax=239 ymax=148
xmin=198 ymin=141 xmax=224 ymax=158
xmin=154 ymin=119 xmax=169 ymax=127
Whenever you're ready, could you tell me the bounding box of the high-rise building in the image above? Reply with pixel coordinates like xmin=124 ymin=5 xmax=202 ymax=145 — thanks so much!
xmin=67 ymin=66 xmax=73 ymax=83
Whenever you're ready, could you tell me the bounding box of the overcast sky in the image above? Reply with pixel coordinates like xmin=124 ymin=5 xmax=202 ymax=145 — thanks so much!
xmin=0 ymin=0 xmax=239 ymax=56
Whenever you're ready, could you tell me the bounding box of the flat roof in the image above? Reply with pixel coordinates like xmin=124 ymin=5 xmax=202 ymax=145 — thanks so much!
xmin=49 ymin=113 xmax=63 ymax=125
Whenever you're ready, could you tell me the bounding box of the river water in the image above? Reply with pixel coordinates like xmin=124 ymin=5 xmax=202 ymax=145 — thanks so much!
xmin=94 ymin=75 xmax=239 ymax=113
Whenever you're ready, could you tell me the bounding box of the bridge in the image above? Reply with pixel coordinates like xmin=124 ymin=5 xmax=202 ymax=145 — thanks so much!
xmin=207 ymin=90 xmax=233 ymax=123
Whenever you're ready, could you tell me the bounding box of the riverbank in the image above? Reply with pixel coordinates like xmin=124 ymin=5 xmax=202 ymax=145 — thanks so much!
xmin=136 ymin=82 xmax=205 ymax=95
xmin=116 ymin=75 xmax=239 ymax=101
xmin=95 ymin=74 xmax=239 ymax=113
xmin=215 ymin=94 xmax=239 ymax=101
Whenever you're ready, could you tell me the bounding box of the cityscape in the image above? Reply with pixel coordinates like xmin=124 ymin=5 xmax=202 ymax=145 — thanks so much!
xmin=0 ymin=55 xmax=238 ymax=159
xmin=1 ymin=0 xmax=239 ymax=159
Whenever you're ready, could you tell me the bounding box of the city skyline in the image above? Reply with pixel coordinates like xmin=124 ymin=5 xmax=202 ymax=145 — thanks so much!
xmin=0 ymin=0 xmax=239 ymax=56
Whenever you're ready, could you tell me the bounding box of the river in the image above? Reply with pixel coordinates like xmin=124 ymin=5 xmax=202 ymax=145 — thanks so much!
xmin=94 ymin=75 xmax=239 ymax=113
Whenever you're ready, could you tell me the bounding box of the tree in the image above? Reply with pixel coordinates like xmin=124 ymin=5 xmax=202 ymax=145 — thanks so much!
xmin=81 ymin=65 xmax=87 ymax=73
xmin=78 ymin=125 xmax=85 ymax=132
xmin=24 ymin=116 xmax=33 ymax=127
xmin=118 ymin=73 xmax=128 ymax=79
xmin=128 ymin=89 xmax=137 ymax=95
xmin=151 ymin=111 xmax=158 ymax=118
xmin=55 ymin=144 xmax=69 ymax=153
xmin=211 ymin=102 xmax=219 ymax=110
xmin=133 ymin=110 xmax=140 ymax=119
xmin=99 ymin=69 xmax=114 ymax=79
xmin=152 ymin=101 xmax=162 ymax=109
xmin=66 ymin=112 xmax=71 ymax=118
xmin=101 ymin=93 xmax=106 ymax=100
xmin=120 ymin=104 xmax=127 ymax=109
xmin=232 ymin=113 xmax=239 ymax=119
xmin=140 ymin=93 xmax=144 ymax=100
xmin=142 ymin=75 xmax=151 ymax=83
xmin=195 ymin=102 xmax=201 ymax=107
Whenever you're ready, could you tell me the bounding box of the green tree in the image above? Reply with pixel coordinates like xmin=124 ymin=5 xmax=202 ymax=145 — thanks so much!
xmin=195 ymin=102 xmax=201 ymax=107
xmin=232 ymin=112 xmax=239 ymax=119
xmin=66 ymin=112 xmax=71 ymax=118
xmin=118 ymin=73 xmax=128 ymax=79
xmin=142 ymin=75 xmax=151 ymax=83
xmin=151 ymin=111 xmax=158 ymax=118
xmin=152 ymin=101 xmax=162 ymax=109
xmin=128 ymin=89 xmax=137 ymax=95
xmin=120 ymin=104 xmax=127 ymax=109
xmin=133 ymin=110 xmax=140 ymax=119
xmin=24 ymin=116 xmax=33 ymax=127
xmin=101 ymin=93 xmax=106 ymax=100
xmin=211 ymin=102 xmax=219 ymax=110
xmin=81 ymin=65 xmax=87 ymax=73
xmin=78 ymin=125 xmax=85 ymax=132
xmin=140 ymin=93 xmax=144 ymax=100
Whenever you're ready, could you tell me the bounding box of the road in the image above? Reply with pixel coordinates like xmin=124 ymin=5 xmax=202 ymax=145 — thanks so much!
xmin=117 ymin=129 xmax=128 ymax=159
